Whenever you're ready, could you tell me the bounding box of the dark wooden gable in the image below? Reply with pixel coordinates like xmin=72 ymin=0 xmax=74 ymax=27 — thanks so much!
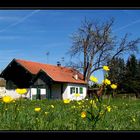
xmin=32 ymin=70 xmax=53 ymax=88
xmin=0 ymin=59 xmax=35 ymax=89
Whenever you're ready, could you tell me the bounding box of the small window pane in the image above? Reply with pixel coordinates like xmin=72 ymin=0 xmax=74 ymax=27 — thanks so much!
xmin=80 ymin=87 xmax=83 ymax=94
xmin=70 ymin=87 xmax=75 ymax=94
xmin=76 ymin=87 xmax=78 ymax=93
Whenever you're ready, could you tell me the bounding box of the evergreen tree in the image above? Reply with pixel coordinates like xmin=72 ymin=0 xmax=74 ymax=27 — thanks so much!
xmin=108 ymin=57 xmax=125 ymax=93
xmin=108 ymin=54 xmax=140 ymax=97
xmin=123 ymin=54 xmax=140 ymax=97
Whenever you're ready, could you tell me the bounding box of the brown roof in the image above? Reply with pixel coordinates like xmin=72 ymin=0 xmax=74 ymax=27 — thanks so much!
xmin=15 ymin=59 xmax=87 ymax=84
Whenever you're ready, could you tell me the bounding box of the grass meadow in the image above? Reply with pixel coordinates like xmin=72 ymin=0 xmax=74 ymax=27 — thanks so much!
xmin=0 ymin=97 xmax=140 ymax=130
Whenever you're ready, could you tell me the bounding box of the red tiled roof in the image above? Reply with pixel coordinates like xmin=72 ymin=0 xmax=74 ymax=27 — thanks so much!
xmin=16 ymin=59 xmax=87 ymax=84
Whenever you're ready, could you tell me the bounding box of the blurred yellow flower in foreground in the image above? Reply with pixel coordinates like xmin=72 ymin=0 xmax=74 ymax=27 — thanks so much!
xmin=90 ymin=76 xmax=98 ymax=83
xmin=81 ymin=111 xmax=86 ymax=118
xmin=16 ymin=88 xmax=27 ymax=95
xmin=34 ymin=107 xmax=41 ymax=112
xmin=103 ymin=79 xmax=111 ymax=85
xmin=63 ymin=99 xmax=70 ymax=104
xmin=111 ymin=84 xmax=117 ymax=89
xmin=106 ymin=106 xmax=111 ymax=112
xmin=2 ymin=96 xmax=13 ymax=103
xmin=51 ymin=105 xmax=54 ymax=108
xmin=103 ymin=66 xmax=110 ymax=71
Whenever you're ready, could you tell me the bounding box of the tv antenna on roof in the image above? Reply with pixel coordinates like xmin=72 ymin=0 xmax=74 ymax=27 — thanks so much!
xmin=46 ymin=52 xmax=50 ymax=63
xmin=61 ymin=57 xmax=64 ymax=66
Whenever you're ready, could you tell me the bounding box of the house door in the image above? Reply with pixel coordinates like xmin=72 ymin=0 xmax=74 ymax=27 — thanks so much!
xmin=36 ymin=88 xmax=41 ymax=100
xmin=46 ymin=85 xmax=52 ymax=100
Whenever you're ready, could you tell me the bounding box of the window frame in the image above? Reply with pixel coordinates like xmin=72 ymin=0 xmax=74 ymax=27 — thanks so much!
xmin=70 ymin=86 xmax=83 ymax=94
xmin=70 ymin=87 xmax=75 ymax=94
xmin=79 ymin=87 xmax=83 ymax=94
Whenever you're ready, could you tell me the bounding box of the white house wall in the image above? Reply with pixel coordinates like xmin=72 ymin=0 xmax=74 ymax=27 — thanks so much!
xmin=62 ymin=83 xmax=87 ymax=100
xmin=2 ymin=83 xmax=87 ymax=100
xmin=30 ymin=88 xmax=46 ymax=100
xmin=4 ymin=89 xmax=30 ymax=99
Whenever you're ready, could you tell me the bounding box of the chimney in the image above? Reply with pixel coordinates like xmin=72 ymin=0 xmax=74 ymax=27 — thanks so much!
xmin=57 ymin=61 xmax=61 ymax=67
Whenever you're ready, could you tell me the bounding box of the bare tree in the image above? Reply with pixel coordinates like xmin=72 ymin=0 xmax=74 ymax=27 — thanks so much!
xmin=68 ymin=17 xmax=140 ymax=82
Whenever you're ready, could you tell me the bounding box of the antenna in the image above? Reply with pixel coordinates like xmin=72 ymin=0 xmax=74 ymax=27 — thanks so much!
xmin=61 ymin=57 xmax=64 ymax=66
xmin=46 ymin=52 xmax=50 ymax=63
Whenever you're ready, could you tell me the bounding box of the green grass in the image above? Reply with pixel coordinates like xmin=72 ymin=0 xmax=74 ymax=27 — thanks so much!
xmin=0 ymin=97 xmax=140 ymax=130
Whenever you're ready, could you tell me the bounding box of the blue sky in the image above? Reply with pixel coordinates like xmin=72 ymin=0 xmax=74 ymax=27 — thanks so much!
xmin=0 ymin=10 xmax=140 ymax=82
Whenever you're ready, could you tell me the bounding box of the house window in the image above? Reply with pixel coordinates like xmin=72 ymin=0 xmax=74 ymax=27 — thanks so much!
xmin=70 ymin=87 xmax=83 ymax=94
xmin=70 ymin=87 xmax=75 ymax=94
xmin=80 ymin=87 xmax=83 ymax=94
xmin=76 ymin=87 xmax=78 ymax=93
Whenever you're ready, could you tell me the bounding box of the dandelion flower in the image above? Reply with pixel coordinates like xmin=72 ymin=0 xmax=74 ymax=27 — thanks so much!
xmin=81 ymin=111 xmax=86 ymax=118
xmin=103 ymin=66 xmax=110 ymax=71
xmin=111 ymin=84 xmax=117 ymax=89
xmin=63 ymin=99 xmax=70 ymax=104
xmin=2 ymin=96 xmax=13 ymax=103
xmin=51 ymin=105 xmax=54 ymax=108
xmin=34 ymin=107 xmax=41 ymax=112
xmin=103 ymin=79 xmax=111 ymax=85
xmin=16 ymin=88 xmax=27 ymax=95
xmin=106 ymin=106 xmax=111 ymax=112
xmin=90 ymin=76 xmax=98 ymax=83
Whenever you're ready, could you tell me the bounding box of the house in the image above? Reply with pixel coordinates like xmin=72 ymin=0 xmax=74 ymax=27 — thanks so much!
xmin=0 ymin=59 xmax=87 ymax=100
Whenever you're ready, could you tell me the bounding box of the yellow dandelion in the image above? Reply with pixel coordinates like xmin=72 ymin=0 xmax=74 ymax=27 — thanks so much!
xmin=51 ymin=105 xmax=54 ymax=108
xmin=103 ymin=66 xmax=110 ymax=71
xmin=90 ymin=75 xmax=98 ymax=83
xmin=34 ymin=107 xmax=41 ymax=112
xmin=106 ymin=106 xmax=111 ymax=112
xmin=16 ymin=88 xmax=27 ymax=95
xmin=63 ymin=99 xmax=70 ymax=104
xmin=103 ymin=79 xmax=111 ymax=85
xmin=111 ymin=84 xmax=117 ymax=89
xmin=81 ymin=111 xmax=86 ymax=118
xmin=2 ymin=96 xmax=13 ymax=103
